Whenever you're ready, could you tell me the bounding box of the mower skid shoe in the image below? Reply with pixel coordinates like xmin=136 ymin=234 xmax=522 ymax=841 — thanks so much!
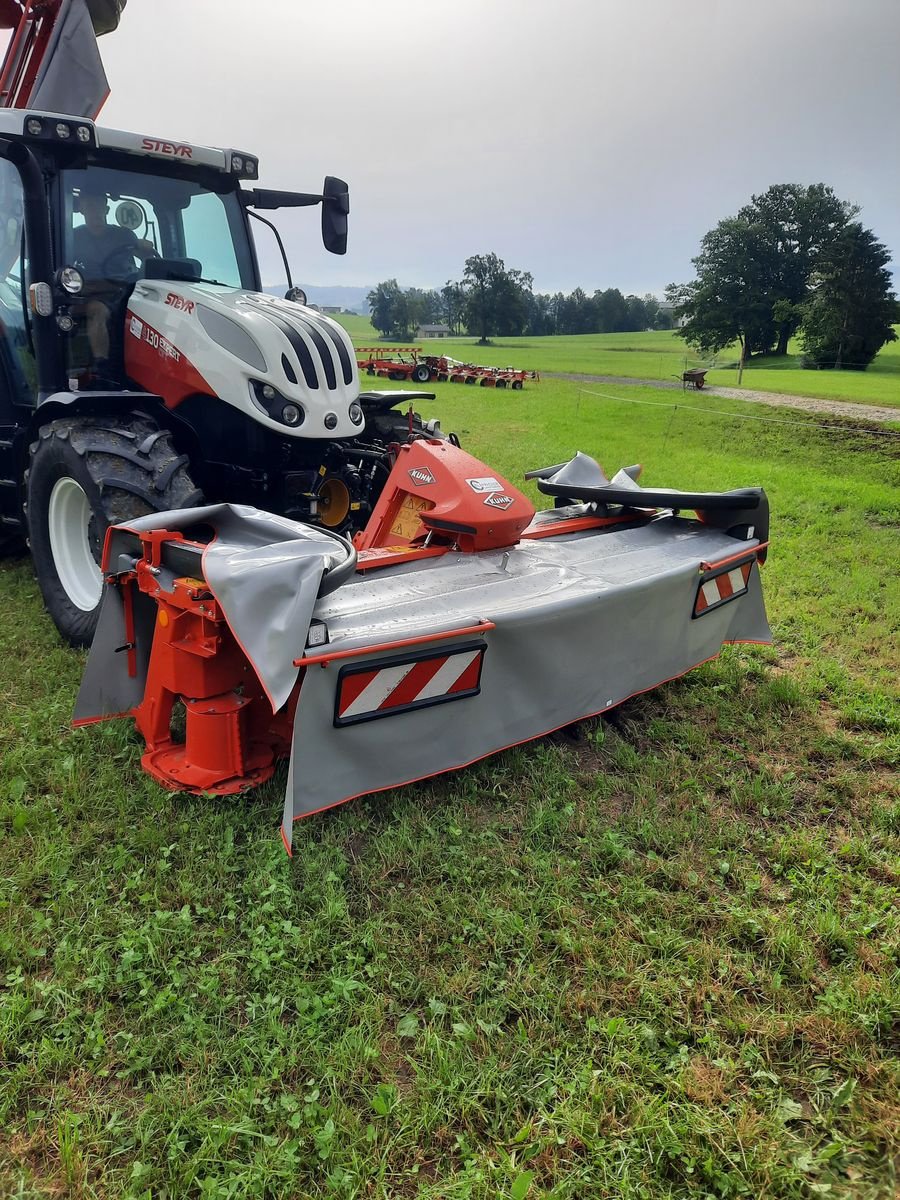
xmin=280 ymin=517 xmax=771 ymax=851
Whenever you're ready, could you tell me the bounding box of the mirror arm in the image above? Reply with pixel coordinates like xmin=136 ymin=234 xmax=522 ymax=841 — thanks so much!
xmin=241 ymin=188 xmax=323 ymax=210
xmin=247 ymin=209 xmax=293 ymax=288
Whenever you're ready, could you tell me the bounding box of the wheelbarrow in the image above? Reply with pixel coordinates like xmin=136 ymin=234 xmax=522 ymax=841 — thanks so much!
xmin=682 ymin=369 xmax=708 ymax=390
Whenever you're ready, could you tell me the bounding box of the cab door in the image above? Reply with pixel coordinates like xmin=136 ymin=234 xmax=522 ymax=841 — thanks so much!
xmin=0 ymin=156 xmax=36 ymax=535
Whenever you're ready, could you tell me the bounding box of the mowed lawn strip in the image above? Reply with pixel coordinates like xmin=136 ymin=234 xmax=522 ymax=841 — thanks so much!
xmin=1 ymin=379 xmax=898 ymax=1199
xmin=341 ymin=316 xmax=900 ymax=410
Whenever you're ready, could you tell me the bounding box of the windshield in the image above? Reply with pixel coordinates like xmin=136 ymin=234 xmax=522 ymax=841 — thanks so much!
xmin=60 ymin=165 xmax=256 ymax=289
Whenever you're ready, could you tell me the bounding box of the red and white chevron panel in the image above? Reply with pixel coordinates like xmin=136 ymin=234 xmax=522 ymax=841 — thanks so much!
xmin=335 ymin=645 xmax=485 ymax=726
xmin=694 ymin=560 xmax=753 ymax=617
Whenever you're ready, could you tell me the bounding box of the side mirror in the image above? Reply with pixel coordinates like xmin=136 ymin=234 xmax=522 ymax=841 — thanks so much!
xmin=285 ymin=286 xmax=307 ymax=305
xmin=322 ymin=176 xmax=349 ymax=256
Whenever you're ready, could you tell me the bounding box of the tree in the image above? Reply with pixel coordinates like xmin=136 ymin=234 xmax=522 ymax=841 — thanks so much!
xmin=668 ymin=184 xmax=856 ymax=360
xmin=557 ymin=287 xmax=596 ymax=334
xmin=440 ymin=280 xmax=466 ymax=334
xmin=737 ymin=184 xmax=856 ymax=354
xmin=799 ymin=223 xmax=898 ymax=370
xmin=461 ymin=253 xmax=533 ymax=342
xmin=668 ymin=218 xmax=783 ymax=359
xmin=367 ymin=279 xmax=405 ymax=338
xmin=594 ymin=288 xmax=628 ymax=334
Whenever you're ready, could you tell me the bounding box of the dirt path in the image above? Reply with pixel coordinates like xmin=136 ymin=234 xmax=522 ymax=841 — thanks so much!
xmin=545 ymin=372 xmax=900 ymax=425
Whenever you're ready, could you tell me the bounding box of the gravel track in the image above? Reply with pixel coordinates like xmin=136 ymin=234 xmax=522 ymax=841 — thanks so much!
xmin=545 ymin=372 xmax=900 ymax=425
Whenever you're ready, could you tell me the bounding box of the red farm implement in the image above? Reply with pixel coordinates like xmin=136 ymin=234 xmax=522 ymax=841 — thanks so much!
xmin=356 ymin=347 xmax=432 ymax=384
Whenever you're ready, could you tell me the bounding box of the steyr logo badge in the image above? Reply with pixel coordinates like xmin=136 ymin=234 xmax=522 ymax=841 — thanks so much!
xmin=408 ymin=467 xmax=435 ymax=486
xmin=484 ymin=493 xmax=514 ymax=510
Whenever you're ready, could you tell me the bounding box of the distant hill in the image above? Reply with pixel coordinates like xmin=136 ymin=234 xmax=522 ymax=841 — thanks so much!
xmin=263 ymin=284 xmax=371 ymax=313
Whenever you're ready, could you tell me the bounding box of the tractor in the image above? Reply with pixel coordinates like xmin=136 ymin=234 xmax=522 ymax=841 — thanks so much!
xmin=0 ymin=107 xmax=446 ymax=646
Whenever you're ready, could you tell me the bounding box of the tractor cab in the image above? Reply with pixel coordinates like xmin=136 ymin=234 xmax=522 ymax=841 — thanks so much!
xmin=0 ymin=110 xmax=350 ymax=403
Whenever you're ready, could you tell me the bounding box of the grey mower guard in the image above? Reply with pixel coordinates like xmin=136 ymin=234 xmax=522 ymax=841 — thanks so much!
xmin=75 ymin=504 xmax=769 ymax=851
xmin=76 ymin=503 xmax=346 ymax=721
xmin=282 ymin=515 xmax=769 ymax=848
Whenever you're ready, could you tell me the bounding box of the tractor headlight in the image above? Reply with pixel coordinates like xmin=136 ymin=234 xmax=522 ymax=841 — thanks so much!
xmin=228 ymin=150 xmax=259 ymax=180
xmin=58 ymin=266 xmax=84 ymax=295
xmin=55 ymin=122 xmax=71 ymax=139
xmin=76 ymin=125 xmax=92 ymax=143
xmin=251 ymin=379 xmax=306 ymax=428
xmin=25 ymin=118 xmax=43 ymax=136
xmin=349 ymin=402 xmax=363 ymax=426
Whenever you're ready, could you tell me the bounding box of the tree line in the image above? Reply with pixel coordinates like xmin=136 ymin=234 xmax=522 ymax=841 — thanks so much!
xmin=367 ymin=253 xmax=675 ymax=342
xmin=666 ymin=183 xmax=898 ymax=371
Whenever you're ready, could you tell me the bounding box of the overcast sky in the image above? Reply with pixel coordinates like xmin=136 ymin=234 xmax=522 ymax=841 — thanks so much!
xmin=84 ymin=0 xmax=900 ymax=293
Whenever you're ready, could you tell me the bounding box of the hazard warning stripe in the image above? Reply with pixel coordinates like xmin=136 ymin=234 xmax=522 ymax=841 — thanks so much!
xmin=694 ymin=560 xmax=753 ymax=617
xmin=334 ymin=643 xmax=486 ymax=727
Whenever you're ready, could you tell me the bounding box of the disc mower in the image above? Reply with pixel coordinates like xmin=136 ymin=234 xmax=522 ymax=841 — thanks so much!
xmin=74 ymin=438 xmax=771 ymax=852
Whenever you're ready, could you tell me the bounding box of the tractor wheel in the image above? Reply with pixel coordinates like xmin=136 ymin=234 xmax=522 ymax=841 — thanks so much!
xmin=26 ymin=413 xmax=202 ymax=647
xmin=495 ymin=379 xmax=507 ymax=388
xmin=465 ymin=375 xmax=477 ymax=385
xmin=511 ymin=379 xmax=523 ymax=390
xmin=412 ymin=363 xmax=431 ymax=383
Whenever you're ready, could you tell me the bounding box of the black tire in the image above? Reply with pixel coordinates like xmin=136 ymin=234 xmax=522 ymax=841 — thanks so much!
xmin=465 ymin=375 xmax=477 ymax=385
xmin=412 ymin=363 xmax=431 ymax=383
xmin=511 ymin=379 xmax=523 ymax=390
xmin=495 ymin=379 xmax=507 ymax=389
xmin=26 ymin=412 xmax=202 ymax=647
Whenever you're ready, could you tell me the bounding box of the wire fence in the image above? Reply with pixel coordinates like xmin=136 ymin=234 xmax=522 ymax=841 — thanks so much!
xmin=577 ymin=386 xmax=900 ymax=440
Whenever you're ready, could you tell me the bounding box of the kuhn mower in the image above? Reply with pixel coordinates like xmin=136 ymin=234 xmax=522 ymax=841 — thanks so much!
xmin=74 ymin=440 xmax=770 ymax=852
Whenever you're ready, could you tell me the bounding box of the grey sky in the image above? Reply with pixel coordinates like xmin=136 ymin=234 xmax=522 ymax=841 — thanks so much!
xmin=91 ymin=0 xmax=900 ymax=294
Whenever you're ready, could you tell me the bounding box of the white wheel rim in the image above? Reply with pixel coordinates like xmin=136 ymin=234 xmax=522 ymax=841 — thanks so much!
xmin=47 ymin=477 xmax=103 ymax=611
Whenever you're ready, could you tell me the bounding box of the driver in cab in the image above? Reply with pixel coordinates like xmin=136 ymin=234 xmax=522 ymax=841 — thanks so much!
xmin=71 ymin=186 xmax=156 ymax=378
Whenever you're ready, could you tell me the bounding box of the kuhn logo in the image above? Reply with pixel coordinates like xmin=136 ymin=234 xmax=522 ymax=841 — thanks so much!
xmin=128 ymin=315 xmax=143 ymax=339
xmin=484 ymin=493 xmax=514 ymax=510
xmin=467 ymin=476 xmax=503 ymax=494
xmin=141 ymin=138 xmax=193 ymax=158
xmin=165 ymin=292 xmax=195 ymax=313
xmin=408 ymin=467 xmax=435 ymax=486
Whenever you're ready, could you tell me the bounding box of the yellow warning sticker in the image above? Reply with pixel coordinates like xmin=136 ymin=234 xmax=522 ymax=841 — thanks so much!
xmin=390 ymin=493 xmax=432 ymax=541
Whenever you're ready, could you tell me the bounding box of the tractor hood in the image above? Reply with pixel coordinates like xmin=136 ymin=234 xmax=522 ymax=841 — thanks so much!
xmin=125 ymin=283 xmax=363 ymax=439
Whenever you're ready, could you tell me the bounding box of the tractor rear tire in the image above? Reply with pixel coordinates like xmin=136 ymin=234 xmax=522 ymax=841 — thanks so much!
xmin=412 ymin=363 xmax=431 ymax=383
xmin=26 ymin=413 xmax=202 ymax=647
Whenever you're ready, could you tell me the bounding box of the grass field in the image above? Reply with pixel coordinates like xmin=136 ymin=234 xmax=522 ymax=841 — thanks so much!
xmin=1 ymin=378 xmax=898 ymax=1198
xmin=337 ymin=317 xmax=900 ymax=410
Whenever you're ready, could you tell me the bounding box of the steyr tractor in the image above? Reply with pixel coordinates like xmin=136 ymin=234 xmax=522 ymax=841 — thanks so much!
xmin=0 ymin=109 xmax=447 ymax=645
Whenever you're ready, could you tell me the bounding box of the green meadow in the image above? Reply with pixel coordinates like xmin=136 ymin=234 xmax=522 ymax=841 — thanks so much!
xmin=1 ymin=377 xmax=898 ymax=1198
xmin=338 ymin=316 xmax=900 ymax=410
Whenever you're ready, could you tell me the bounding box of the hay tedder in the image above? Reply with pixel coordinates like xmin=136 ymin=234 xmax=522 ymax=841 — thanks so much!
xmin=357 ymin=349 xmax=536 ymax=389
xmin=356 ymin=347 xmax=432 ymax=384
xmin=75 ymin=438 xmax=771 ymax=852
